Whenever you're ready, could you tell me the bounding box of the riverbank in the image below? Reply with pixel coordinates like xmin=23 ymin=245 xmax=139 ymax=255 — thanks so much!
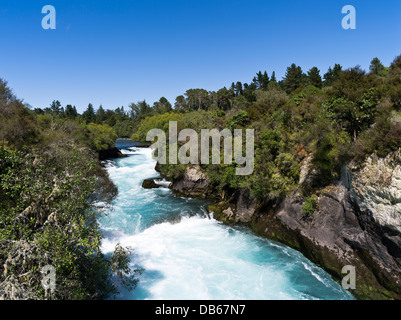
xmin=100 ymin=141 xmax=352 ymax=300
xmin=156 ymin=150 xmax=401 ymax=300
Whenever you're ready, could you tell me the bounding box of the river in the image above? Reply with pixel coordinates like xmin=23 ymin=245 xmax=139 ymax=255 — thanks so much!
xmin=99 ymin=139 xmax=354 ymax=300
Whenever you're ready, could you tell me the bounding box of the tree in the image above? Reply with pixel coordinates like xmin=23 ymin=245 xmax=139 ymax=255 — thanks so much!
xmin=50 ymin=100 xmax=63 ymax=116
xmin=174 ymin=95 xmax=187 ymax=112
xmin=129 ymin=100 xmax=152 ymax=121
xmin=0 ymin=78 xmax=17 ymax=104
xmin=307 ymin=67 xmax=322 ymax=88
xmin=243 ymin=82 xmax=257 ymax=102
xmin=271 ymin=71 xmax=277 ymax=83
xmin=323 ymin=88 xmax=378 ymax=140
xmin=389 ymin=54 xmax=401 ymax=79
xmin=104 ymin=110 xmax=117 ymax=126
xmin=331 ymin=66 xmax=371 ymax=102
xmin=153 ymin=97 xmax=172 ymax=114
xmin=324 ymin=64 xmax=343 ymax=86
xmin=283 ymin=64 xmax=305 ymax=93
xmin=83 ymin=103 xmax=96 ymax=124
xmin=253 ymin=71 xmax=270 ymax=90
xmin=87 ymin=123 xmax=118 ymax=151
xmin=226 ymin=111 xmax=249 ymax=129
xmin=216 ymin=87 xmax=234 ymax=111
xmin=235 ymin=82 xmax=243 ymax=96
xmin=230 ymin=82 xmax=236 ymax=92
xmin=96 ymin=105 xmax=106 ymax=123
xmin=261 ymin=71 xmax=270 ymax=90
xmin=185 ymin=89 xmax=210 ymax=110
xmin=65 ymin=105 xmax=78 ymax=119
xmin=369 ymin=57 xmax=388 ymax=77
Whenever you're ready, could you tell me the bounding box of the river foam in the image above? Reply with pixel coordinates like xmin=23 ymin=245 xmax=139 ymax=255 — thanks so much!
xmin=99 ymin=141 xmax=354 ymax=300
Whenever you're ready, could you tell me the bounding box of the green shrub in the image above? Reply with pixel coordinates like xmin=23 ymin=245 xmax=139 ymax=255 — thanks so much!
xmin=87 ymin=123 xmax=118 ymax=151
xmin=226 ymin=111 xmax=249 ymax=130
xmin=302 ymin=195 xmax=318 ymax=216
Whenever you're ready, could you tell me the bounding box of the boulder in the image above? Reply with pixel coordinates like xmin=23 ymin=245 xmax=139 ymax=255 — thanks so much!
xmin=98 ymin=147 xmax=128 ymax=161
xmin=171 ymin=165 xmax=215 ymax=198
xmin=142 ymin=179 xmax=160 ymax=189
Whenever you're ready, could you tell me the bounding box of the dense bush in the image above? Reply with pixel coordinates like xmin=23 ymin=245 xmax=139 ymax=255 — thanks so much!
xmin=0 ymin=80 xmax=138 ymax=300
xmin=87 ymin=123 xmax=118 ymax=152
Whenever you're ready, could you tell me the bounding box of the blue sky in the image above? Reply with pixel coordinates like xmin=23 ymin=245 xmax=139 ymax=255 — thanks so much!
xmin=1 ymin=0 xmax=401 ymax=113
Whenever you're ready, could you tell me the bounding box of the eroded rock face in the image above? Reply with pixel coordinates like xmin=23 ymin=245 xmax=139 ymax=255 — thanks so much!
xmin=209 ymin=189 xmax=258 ymax=224
xmin=171 ymin=165 xmax=214 ymax=198
xmin=344 ymin=149 xmax=401 ymax=234
xmin=299 ymin=154 xmax=326 ymax=192
xmin=164 ymin=152 xmax=401 ymax=299
xmin=212 ymin=179 xmax=401 ymax=299
xmin=234 ymin=190 xmax=258 ymax=223
xmin=251 ymin=186 xmax=401 ymax=300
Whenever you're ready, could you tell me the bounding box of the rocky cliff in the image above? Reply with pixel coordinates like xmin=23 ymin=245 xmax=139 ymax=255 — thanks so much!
xmin=343 ymin=150 xmax=401 ymax=235
xmin=168 ymin=165 xmax=216 ymax=199
xmin=250 ymin=186 xmax=401 ymax=300
xmin=159 ymin=149 xmax=401 ymax=299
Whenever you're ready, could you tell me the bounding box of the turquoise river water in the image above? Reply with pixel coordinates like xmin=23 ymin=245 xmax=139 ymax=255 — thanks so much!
xmin=99 ymin=139 xmax=354 ymax=300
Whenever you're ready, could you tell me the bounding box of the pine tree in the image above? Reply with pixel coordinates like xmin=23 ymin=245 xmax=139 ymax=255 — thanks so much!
xmin=96 ymin=105 xmax=106 ymax=123
xmin=369 ymin=57 xmax=388 ymax=77
xmin=283 ymin=64 xmax=305 ymax=93
xmin=235 ymin=82 xmax=243 ymax=96
xmin=324 ymin=64 xmax=343 ymax=86
xmin=65 ymin=105 xmax=78 ymax=119
xmin=261 ymin=71 xmax=270 ymax=90
xmin=307 ymin=67 xmax=322 ymax=88
xmin=271 ymin=71 xmax=277 ymax=83
xmin=83 ymin=103 xmax=96 ymax=124
xmin=50 ymin=100 xmax=62 ymax=116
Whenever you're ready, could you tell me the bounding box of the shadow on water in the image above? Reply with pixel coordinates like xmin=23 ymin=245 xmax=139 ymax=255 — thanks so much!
xmin=115 ymin=268 xmax=165 ymax=300
xmin=103 ymin=249 xmax=165 ymax=300
xmin=115 ymin=139 xmax=147 ymax=150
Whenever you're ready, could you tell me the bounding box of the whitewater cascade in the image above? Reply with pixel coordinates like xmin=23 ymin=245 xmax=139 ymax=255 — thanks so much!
xmin=99 ymin=140 xmax=353 ymax=300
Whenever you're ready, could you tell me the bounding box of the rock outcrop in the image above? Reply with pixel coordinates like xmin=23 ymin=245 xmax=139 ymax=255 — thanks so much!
xmin=343 ymin=150 xmax=401 ymax=234
xmin=208 ymin=150 xmax=401 ymax=300
xmin=170 ymin=165 xmax=215 ymax=198
xmin=142 ymin=179 xmax=160 ymax=189
xmin=161 ymin=150 xmax=401 ymax=299
xmin=209 ymin=189 xmax=258 ymax=224
xmin=98 ymin=147 xmax=127 ymax=161
xmin=250 ymin=186 xmax=401 ymax=300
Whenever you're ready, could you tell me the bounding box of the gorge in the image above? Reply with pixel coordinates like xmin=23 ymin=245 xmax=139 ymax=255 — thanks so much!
xmin=164 ymin=146 xmax=401 ymax=300
xmin=99 ymin=140 xmax=354 ymax=300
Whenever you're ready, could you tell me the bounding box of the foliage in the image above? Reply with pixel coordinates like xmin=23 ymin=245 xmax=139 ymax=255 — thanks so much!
xmin=370 ymin=57 xmax=388 ymax=77
xmin=131 ymin=112 xmax=183 ymax=142
xmin=1 ymin=52 xmax=401 ymax=299
xmin=307 ymin=67 xmax=323 ymax=89
xmin=226 ymin=111 xmax=249 ymax=130
xmin=283 ymin=64 xmax=306 ymax=94
xmin=87 ymin=123 xmax=118 ymax=151
xmin=0 ymin=80 xmax=139 ymax=300
xmin=323 ymin=64 xmax=343 ymax=87
xmin=0 ymin=144 xmax=138 ymax=300
xmin=302 ymin=196 xmax=318 ymax=216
